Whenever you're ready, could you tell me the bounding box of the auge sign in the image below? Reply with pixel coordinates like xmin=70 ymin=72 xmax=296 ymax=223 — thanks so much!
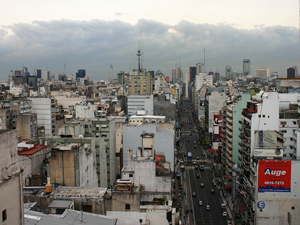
xmin=264 ymin=169 xmax=286 ymax=176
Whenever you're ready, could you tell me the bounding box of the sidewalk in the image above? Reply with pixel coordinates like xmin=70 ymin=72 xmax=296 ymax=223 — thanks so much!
xmin=219 ymin=188 xmax=235 ymax=224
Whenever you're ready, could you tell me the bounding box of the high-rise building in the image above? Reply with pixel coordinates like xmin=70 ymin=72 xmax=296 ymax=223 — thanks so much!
xmin=109 ymin=64 xmax=114 ymax=82
xmin=196 ymin=63 xmax=204 ymax=74
xmin=36 ymin=69 xmax=42 ymax=78
xmin=172 ymin=68 xmax=183 ymax=82
xmin=214 ymin=72 xmax=220 ymax=83
xmin=243 ymin=59 xmax=251 ymax=75
xmin=76 ymin=69 xmax=86 ymax=79
xmin=189 ymin=67 xmax=197 ymax=82
xmin=127 ymin=50 xmax=153 ymax=95
xmin=225 ymin=65 xmax=231 ymax=80
xmin=287 ymin=66 xmax=298 ymax=78
xmin=254 ymin=67 xmax=271 ymax=77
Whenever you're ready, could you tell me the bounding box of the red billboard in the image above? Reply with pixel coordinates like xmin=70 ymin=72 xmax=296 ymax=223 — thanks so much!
xmin=258 ymin=160 xmax=291 ymax=192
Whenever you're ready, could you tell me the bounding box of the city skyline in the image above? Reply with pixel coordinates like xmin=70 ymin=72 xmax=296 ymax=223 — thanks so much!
xmin=0 ymin=1 xmax=299 ymax=80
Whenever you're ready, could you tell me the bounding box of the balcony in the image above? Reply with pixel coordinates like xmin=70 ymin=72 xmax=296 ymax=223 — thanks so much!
xmin=226 ymin=110 xmax=233 ymax=118
xmin=226 ymin=129 xmax=233 ymax=137
xmin=226 ymin=142 xmax=233 ymax=149
xmin=226 ymin=158 xmax=233 ymax=167
xmin=226 ymin=153 xmax=232 ymax=162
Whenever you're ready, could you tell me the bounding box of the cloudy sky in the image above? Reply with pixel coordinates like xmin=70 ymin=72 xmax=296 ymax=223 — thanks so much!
xmin=0 ymin=0 xmax=299 ymax=80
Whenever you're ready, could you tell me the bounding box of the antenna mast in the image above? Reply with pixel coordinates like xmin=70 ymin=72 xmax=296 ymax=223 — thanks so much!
xmin=203 ymin=48 xmax=206 ymax=73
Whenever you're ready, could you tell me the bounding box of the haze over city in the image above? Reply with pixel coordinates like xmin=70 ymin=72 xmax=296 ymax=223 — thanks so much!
xmin=0 ymin=0 xmax=299 ymax=80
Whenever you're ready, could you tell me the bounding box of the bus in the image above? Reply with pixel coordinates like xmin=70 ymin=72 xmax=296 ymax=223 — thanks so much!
xmin=187 ymin=152 xmax=193 ymax=162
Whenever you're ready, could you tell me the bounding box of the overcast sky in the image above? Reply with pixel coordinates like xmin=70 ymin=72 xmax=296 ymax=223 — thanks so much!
xmin=0 ymin=0 xmax=299 ymax=80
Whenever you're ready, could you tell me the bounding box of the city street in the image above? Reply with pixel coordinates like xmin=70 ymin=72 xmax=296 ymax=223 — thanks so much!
xmin=178 ymin=99 xmax=230 ymax=225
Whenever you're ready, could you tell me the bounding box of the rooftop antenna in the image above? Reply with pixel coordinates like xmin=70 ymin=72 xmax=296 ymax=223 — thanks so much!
xmin=64 ymin=63 xmax=66 ymax=75
xmin=140 ymin=28 xmax=144 ymax=70
xmin=203 ymin=48 xmax=206 ymax=72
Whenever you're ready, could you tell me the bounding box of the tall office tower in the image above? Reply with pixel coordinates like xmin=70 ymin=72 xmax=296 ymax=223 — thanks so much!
xmin=8 ymin=70 xmax=13 ymax=84
xmin=225 ymin=66 xmax=231 ymax=80
xmin=243 ymin=59 xmax=251 ymax=75
xmin=214 ymin=72 xmax=220 ymax=83
xmin=127 ymin=50 xmax=153 ymax=95
xmin=36 ymin=69 xmax=42 ymax=78
xmin=76 ymin=69 xmax=86 ymax=79
xmin=109 ymin=64 xmax=114 ymax=82
xmin=172 ymin=68 xmax=183 ymax=82
xmin=22 ymin=66 xmax=30 ymax=76
xmin=58 ymin=73 xmax=67 ymax=81
xmin=189 ymin=67 xmax=197 ymax=82
xmin=196 ymin=63 xmax=204 ymax=74
xmin=287 ymin=66 xmax=298 ymax=78
xmin=118 ymin=71 xmax=125 ymax=85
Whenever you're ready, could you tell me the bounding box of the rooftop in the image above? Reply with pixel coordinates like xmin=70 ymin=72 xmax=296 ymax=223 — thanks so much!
xmin=18 ymin=144 xmax=48 ymax=156
xmin=52 ymin=186 xmax=107 ymax=198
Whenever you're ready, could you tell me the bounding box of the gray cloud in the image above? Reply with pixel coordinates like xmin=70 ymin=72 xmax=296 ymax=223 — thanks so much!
xmin=0 ymin=19 xmax=298 ymax=80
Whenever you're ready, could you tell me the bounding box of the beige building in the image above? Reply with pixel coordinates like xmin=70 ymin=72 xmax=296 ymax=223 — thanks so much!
xmin=128 ymin=69 xmax=153 ymax=95
xmin=16 ymin=113 xmax=37 ymax=139
xmin=0 ymin=130 xmax=24 ymax=225
xmin=254 ymin=67 xmax=271 ymax=77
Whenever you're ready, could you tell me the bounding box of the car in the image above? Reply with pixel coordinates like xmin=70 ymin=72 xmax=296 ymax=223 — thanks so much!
xmin=198 ymin=201 xmax=203 ymax=206
xmin=223 ymin=211 xmax=228 ymax=217
xmin=202 ymin=152 xmax=205 ymax=156
xmin=194 ymin=141 xmax=196 ymax=144
xmin=206 ymin=205 xmax=210 ymax=210
xmin=196 ymin=173 xmax=200 ymax=178
xmin=192 ymin=192 xmax=196 ymax=197
xmin=211 ymin=189 xmax=215 ymax=194
xmin=227 ymin=220 xmax=232 ymax=225
xmin=214 ymin=182 xmax=217 ymax=186
xmin=201 ymin=183 xmax=204 ymax=188
xmin=193 ymin=160 xmax=197 ymax=165
xmin=197 ymin=156 xmax=200 ymax=160
xmin=194 ymin=145 xmax=197 ymax=148
xmin=195 ymin=165 xmax=198 ymax=169
xmin=221 ymin=203 xmax=226 ymax=209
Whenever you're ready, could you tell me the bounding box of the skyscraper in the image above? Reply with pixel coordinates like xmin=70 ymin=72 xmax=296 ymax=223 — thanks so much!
xmin=189 ymin=67 xmax=197 ymax=82
xmin=243 ymin=59 xmax=251 ymax=75
xmin=225 ymin=65 xmax=231 ymax=80
xmin=172 ymin=68 xmax=183 ymax=82
xmin=76 ymin=69 xmax=86 ymax=79
xmin=287 ymin=66 xmax=298 ymax=78
xmin=196 ymin=63 xmax=204 ymax=74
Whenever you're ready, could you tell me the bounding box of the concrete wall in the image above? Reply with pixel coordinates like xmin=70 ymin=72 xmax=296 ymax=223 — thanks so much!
xmin=123 ymin=124 xmax=174 ymax=170
xmin=111 ymin=191 xmax=140 ymax=212
xmin=0 ymin=130 xmax=24 ymax=225
xmin=153 ymin=94 xmax=176 ymax=120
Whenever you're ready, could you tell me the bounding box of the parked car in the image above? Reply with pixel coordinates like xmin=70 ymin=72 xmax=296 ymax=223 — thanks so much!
xmin=221 ymin=203 xmax=226 ymax=209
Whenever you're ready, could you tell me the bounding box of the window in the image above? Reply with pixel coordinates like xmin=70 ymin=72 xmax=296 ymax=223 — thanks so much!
xmin=129 ymin=174 xmax=133 ymax=177
xmin=2 ymin=209 xmax=7 ymax=222
xmin=125 ymin=204 xmax=130 ymax=211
